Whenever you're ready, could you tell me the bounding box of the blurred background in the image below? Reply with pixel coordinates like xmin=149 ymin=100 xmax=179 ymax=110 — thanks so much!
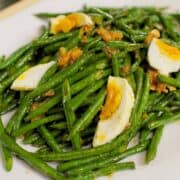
xmin=0 ymin=0 xmax=18 ymax=10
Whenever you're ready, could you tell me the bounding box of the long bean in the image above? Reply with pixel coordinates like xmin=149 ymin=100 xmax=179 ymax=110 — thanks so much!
xmin=112 ymin=55 xmax=120 ymax=76
xmin=70 ymin=88 xmax=106 ymax=137
xmin=14 ymin=114 xmax=63 ymax=137
xmin=0 ymin=66 xmax=28 ymax=93
xmin=58 ymin=140 xmax=149 ymax=172
xmin=147 ymin=112 xmax=180 ymax=130
xmin=69 ymin=162 xmax=135 ymax=180
xmin=146 ymin=126 xmax=164 ymax=163
xmin=158 ymin=74 xmax=180 ymax=88
xmin=33 ymin=31 xmax=74 ymax=47
xmin=62 ymin=79 xmax=81 ymax=149
xmin=69 ymin=79 xmax=106 ymax=111
xmin=0 ymin=44 xmax=32 ymax=70
xmin=0 ymin=119 xmax=65 ymax=180
xmin=39 ymin=125 xmax=62 ymax=152
xmin=0 ymin=144 xmax=13 ymax=171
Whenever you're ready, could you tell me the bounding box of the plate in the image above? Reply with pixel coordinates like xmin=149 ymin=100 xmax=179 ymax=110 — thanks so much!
xmin=0 ymin=0 xmax=180 ymax=180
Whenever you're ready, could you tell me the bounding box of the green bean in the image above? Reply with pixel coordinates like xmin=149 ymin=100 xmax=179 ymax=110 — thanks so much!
xmin=6 ymin=53 xmax=93 ymax=133
xmin=140 ymin=129 xmax=152 ymax=142
xmin=70 ymin=88 xmax=106 ymax=137
xmin=62 ymin=79 xmax=81 ymax=149
xmin=156 ymin=93 xmax=175 ymax=107
xmin=159 ymin=14 xmax=180 ymax=41
xmin=39 ymin=125 xmax=62 ymax=152
xmin=39 ymin=26 xmax=49 ymax=39
xmin=47 ymin=107 xmax=63 ymax=115
xmin=126 ymin=69 xmax=150 ymax=142
xmin=84 ymin=37 xmax=102 ymax=51
xmin=67 ymin=58 xmax=109 ymax=82
xmin=69 ymin=162 xmax=135 ymax=180
xmin=49 ymin=122 xmax=67 ymax=130
xmin=23 ymin=133 xmax=41 ymax=144
xmin=25 ymin=94 xmax=62 ymax=121
xmin=170 ymin=101 xmax=180 ymax=106
xmin=171 ymin=13 xmax=180 ymax=21
xmin=35 ymin=12 xmax=62 ymax=18
xmin=15 ymin=49 xmax=35 ymax=68
xmin=158 ymin=74 xmax=180 ymax=88
xmin=0 ymin=119 xmax=65 ymax=180
xmin=85 ymin=7 xmax=113 ymax=20
xmin=129 ymin=68 xmax=144 ymax=123
xmin=14 ymin=114 xmax=63 ymax=137
xmin=0 ymin=44 xmax=32 ymax=70
xmin=23 ymin=130 xmax=60 ymax=145
xmin=0 ymin=145 xmax=13 ymax=171
xmin=0 ymin=66 xmax=29 ymax=93
xmin=36 ymin=146 xmax=50 ymax=154
xmin=58 ymin=140 xmax=148 ymax=172
xmin=0 ymin=103 xmax=17 ymax=115
xmin=39 ymin=63 xmax=58 ymax=85
xmin=127 ymin=73 xmax=136 ymax=93
xmin=0 ymin=71 xmax=8 ymax=82
xmin=80 ymin=96 xmax=98 ymax=106
xmin=69 ymin=79 xmax=106 ymax=111
xmin=71 ymin=69 xmax=111 ymax=95
xmin=44 ymin=41 xmax=66 ymax=54
xmin=112 ymin=55 xmax=119 ymax=76
xmin=33 ymin=31 xmax=74 ymax=47
xmin=146 ymin=93 xmax=165 ymax=110
xmin=146 ymin=126 xmax=164 ymax=163
xmin=108 ymin=41 xmax=144 ymax=51
xmin=147 ymin=112 xmax=180 ymax=130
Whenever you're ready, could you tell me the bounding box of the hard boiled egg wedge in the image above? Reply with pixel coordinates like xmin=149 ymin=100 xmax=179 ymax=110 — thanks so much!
xmin=50 ymin=13 xmax=94 ymax=34
xmin=148 ymin=38 xmax=180 ymax=75
xmin=93 ymin=76 xmax=135 ymax=147
xmin=11 ymin=61 xmax=55 ymax=91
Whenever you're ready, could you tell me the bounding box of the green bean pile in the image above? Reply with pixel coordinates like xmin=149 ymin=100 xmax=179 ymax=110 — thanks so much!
xmin=0 ymin=6 xmax=180 ymax=180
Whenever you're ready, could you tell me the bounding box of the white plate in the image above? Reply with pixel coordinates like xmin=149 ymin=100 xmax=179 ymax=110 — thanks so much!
xmin=0 ymin=0 xmax=180 ymax=180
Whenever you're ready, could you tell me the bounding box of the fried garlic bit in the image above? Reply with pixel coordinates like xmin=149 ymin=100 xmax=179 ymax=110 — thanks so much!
xmin=148 ymin=69 xmax=176 ymax=93
xmin=144 ymin=29 xmax=160 ymax=44
xmin=80 ymin=25 xmax=94 ymax=43
xmin=104 ymin=47 xmax=119 ymax=57
xmin=97 ymin=27 xmax=123 ymax=42
xmin=58 ymin=47 xmax=83 ymax=68
xmin=30 ymin=102 xmax=44 ymax=121
xmin=43 ymin=89 xmax=55 ymax=97
xmin=120 ymin=65 xmax=130 ymax=76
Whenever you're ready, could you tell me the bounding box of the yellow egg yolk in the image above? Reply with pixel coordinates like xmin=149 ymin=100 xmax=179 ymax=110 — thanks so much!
xmin=17 ymin=73 xmax=26 ymax=80
xmin=96 ymin=133 xmax=106 ymax=143
xmin=55 ymin=17 xmax=75 ymax=33
xmin=156 ymin=39 xmax=180 ymax=61
xmin=100 ymin=79 xmax=122 ymax=120
xmin=67 ymin=13 xmax=84 ymax=27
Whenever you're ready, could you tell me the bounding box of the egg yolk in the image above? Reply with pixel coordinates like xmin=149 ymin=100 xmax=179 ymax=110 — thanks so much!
xmin=17 ymin=73 xmax=26 ymax=80
xmin=156 ymin=39 xmax=180 ymax=60
xmin=55 ymin=17 xmax=75 ymax=33
xmin=67 ymin=13 xmax=84 ymax=27
xmin=100 ymin=79 xmax=122 ymax=120
xmin=95 ymin=133 xmax=106 ymax=143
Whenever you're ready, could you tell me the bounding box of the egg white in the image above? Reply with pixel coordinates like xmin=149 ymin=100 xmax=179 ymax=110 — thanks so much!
xmin=148 ymin=38 xmax=180 ymax=75
xmin=73 ymin=13 xmax=94 ymax=27
xmin=11 ymin=61 xmax=55 ymax=91
xmin=93 ymin=76 xmax=134 ymax=147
